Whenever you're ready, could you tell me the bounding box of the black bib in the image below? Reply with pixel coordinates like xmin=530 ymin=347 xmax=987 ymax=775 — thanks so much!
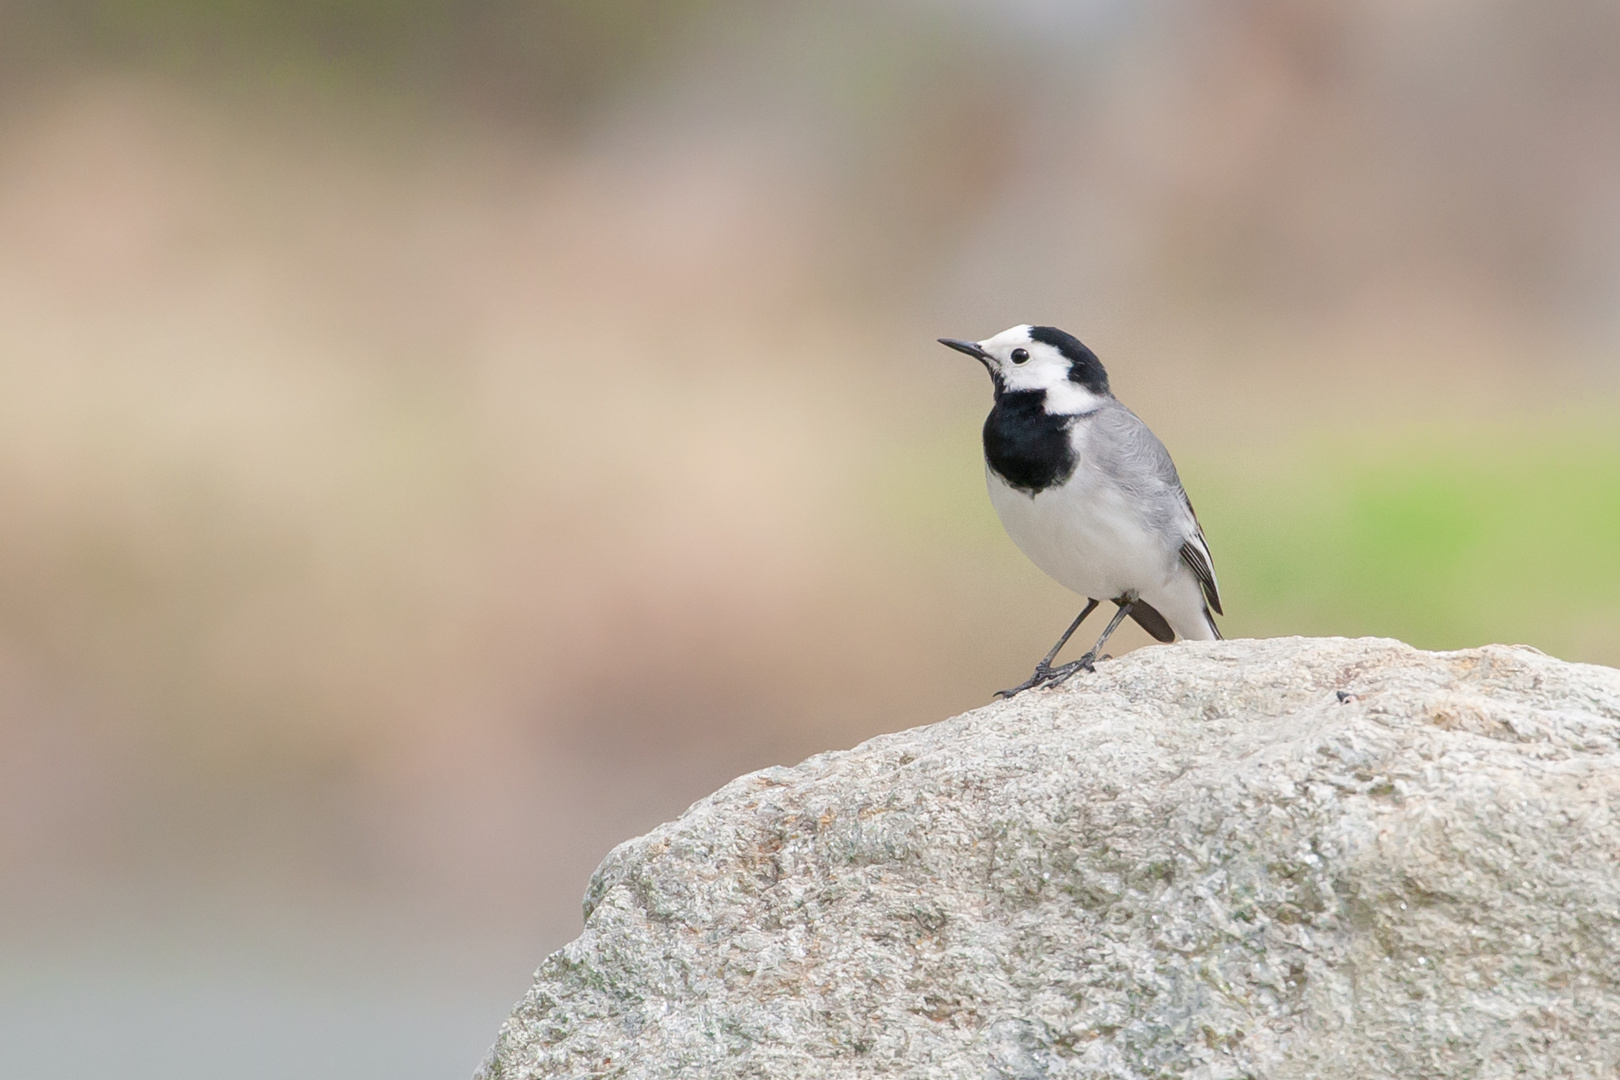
xmin=983 ymin=389 xmax=1076 ymax=495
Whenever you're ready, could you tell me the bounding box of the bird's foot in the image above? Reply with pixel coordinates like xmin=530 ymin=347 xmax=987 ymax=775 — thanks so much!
xmin=994 ymin=663 xmax=1054 ymax=699
xmin=984 ymin=660 xmax=1062 ymax=702
xmin=1041 ymin=652 xmax=1097 ymax=688
xmin=994 ymin=653 xmax=1100 ymax=699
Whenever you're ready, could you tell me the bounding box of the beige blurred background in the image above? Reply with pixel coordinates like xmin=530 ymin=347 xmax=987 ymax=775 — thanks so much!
xmin=0 ymin=1 xmax=1617 ymax=1076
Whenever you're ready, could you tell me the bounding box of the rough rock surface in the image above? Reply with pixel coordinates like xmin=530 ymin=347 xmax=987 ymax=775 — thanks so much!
xmin=478 ymin=637 xmax=1620 ymax=1079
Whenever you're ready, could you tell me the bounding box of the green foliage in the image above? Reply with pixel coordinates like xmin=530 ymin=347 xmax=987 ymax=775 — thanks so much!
xmin=1193 ymin=416 xmax=1620 ymax=663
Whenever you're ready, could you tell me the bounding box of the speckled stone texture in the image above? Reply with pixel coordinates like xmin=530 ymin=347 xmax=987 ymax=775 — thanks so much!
xmin=477 ymin=637 xmax=1620 ymax=1079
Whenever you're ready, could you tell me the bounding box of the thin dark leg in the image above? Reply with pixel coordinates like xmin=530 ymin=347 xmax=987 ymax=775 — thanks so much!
xmin=1045 ymin=590 xmax=1138 ymax=688
xmin=994 ymin=598 xmax=1100 ymax=699
xmin=1036 ymin=599 xmax=1100 ymax=670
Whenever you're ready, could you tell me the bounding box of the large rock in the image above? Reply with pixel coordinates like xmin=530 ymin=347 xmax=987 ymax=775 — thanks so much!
xmin=478 ymin=637 xmax=1620 ymax=1079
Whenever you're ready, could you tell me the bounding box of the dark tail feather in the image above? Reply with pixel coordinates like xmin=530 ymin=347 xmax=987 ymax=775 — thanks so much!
xmin=1123 ymin=598 xmax=1176 ymax=643
xmin=1121 ymin=597 xmax=1222 ymax=642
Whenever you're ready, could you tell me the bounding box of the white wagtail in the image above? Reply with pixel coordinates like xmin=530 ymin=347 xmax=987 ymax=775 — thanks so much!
xmin=940 ymin=325 xmax=1222 ymax=697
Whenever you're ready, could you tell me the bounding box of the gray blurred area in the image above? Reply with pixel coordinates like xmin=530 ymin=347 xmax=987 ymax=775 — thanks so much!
xmin=1 ymin=2 xmax=1618 ymax=1076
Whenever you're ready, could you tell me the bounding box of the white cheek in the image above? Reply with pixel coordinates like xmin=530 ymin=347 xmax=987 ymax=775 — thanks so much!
xmin=999 ymin=364 xmax=1049 ymax=393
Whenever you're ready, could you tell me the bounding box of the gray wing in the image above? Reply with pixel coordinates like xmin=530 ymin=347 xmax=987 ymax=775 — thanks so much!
xmin=1088 ymin=403 xmax=1222 ymax=616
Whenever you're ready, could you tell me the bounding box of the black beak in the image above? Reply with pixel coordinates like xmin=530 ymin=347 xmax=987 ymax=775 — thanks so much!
xmin=938 ymin=338 xmax=994 ymax=371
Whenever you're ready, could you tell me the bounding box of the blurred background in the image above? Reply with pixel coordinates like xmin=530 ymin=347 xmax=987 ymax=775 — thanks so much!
xmin=0 ymin=0 xmax=1617 ymax=1076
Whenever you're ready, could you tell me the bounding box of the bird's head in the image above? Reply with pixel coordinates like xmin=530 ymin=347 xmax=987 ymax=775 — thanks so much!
xmin=938 ymin=325 xmax=1111 ymax=410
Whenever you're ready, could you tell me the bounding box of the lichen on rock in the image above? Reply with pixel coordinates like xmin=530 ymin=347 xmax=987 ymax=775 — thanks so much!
xmin=477 ymin=636 xmax=1620 ymax=1079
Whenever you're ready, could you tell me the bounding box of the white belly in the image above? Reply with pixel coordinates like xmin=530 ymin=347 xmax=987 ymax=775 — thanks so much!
xmin=987 ymin=464 xmax=1165 ymax=596
xmin=986 ymin=465 xmax=1214 ymax=639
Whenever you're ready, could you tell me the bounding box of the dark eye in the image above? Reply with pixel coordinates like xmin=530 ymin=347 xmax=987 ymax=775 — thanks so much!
xmin=1010 ymin=348 xmax=1030 ymax=364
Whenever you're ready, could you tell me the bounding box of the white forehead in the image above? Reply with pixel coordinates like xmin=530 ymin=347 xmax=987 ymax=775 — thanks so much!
xmin=979 ymin=325 xmax=1036 ymax=351
xmin=977 ymin=325 xmax=1070 ymax=369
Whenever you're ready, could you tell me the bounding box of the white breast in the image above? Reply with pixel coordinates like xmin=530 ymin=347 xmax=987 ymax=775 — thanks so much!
xmin=987 ymin=465 xmax=1170 ymax=601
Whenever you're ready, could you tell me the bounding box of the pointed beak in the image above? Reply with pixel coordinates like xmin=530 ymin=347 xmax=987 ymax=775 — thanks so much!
xmin=938 ymin=338 xmax=995 ymax=371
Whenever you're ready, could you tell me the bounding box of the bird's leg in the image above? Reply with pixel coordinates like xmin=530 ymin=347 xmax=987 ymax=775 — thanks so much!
xmin=995 ymin=599 xmax=1099 ymax=699
xmin=1045 ymin=590 xmax=1139 ymax=688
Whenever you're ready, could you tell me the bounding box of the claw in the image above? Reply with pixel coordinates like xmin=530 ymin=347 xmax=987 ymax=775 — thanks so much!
xmin=995 ymin=652 xmax=1104 ymax=698
xmin=994 ymin=662 xmax=1053 ymax=699
xmin=996 ymin=663 xmax=1059 ymax=698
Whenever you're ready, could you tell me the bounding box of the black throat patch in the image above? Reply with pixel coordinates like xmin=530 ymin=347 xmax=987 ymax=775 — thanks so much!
xmin=983 ymin=389 xmax=1076 ymax=495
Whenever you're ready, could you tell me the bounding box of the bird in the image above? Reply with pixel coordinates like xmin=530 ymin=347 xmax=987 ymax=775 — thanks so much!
xmin=939 ymin=325 xmax=1222 ymax=697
